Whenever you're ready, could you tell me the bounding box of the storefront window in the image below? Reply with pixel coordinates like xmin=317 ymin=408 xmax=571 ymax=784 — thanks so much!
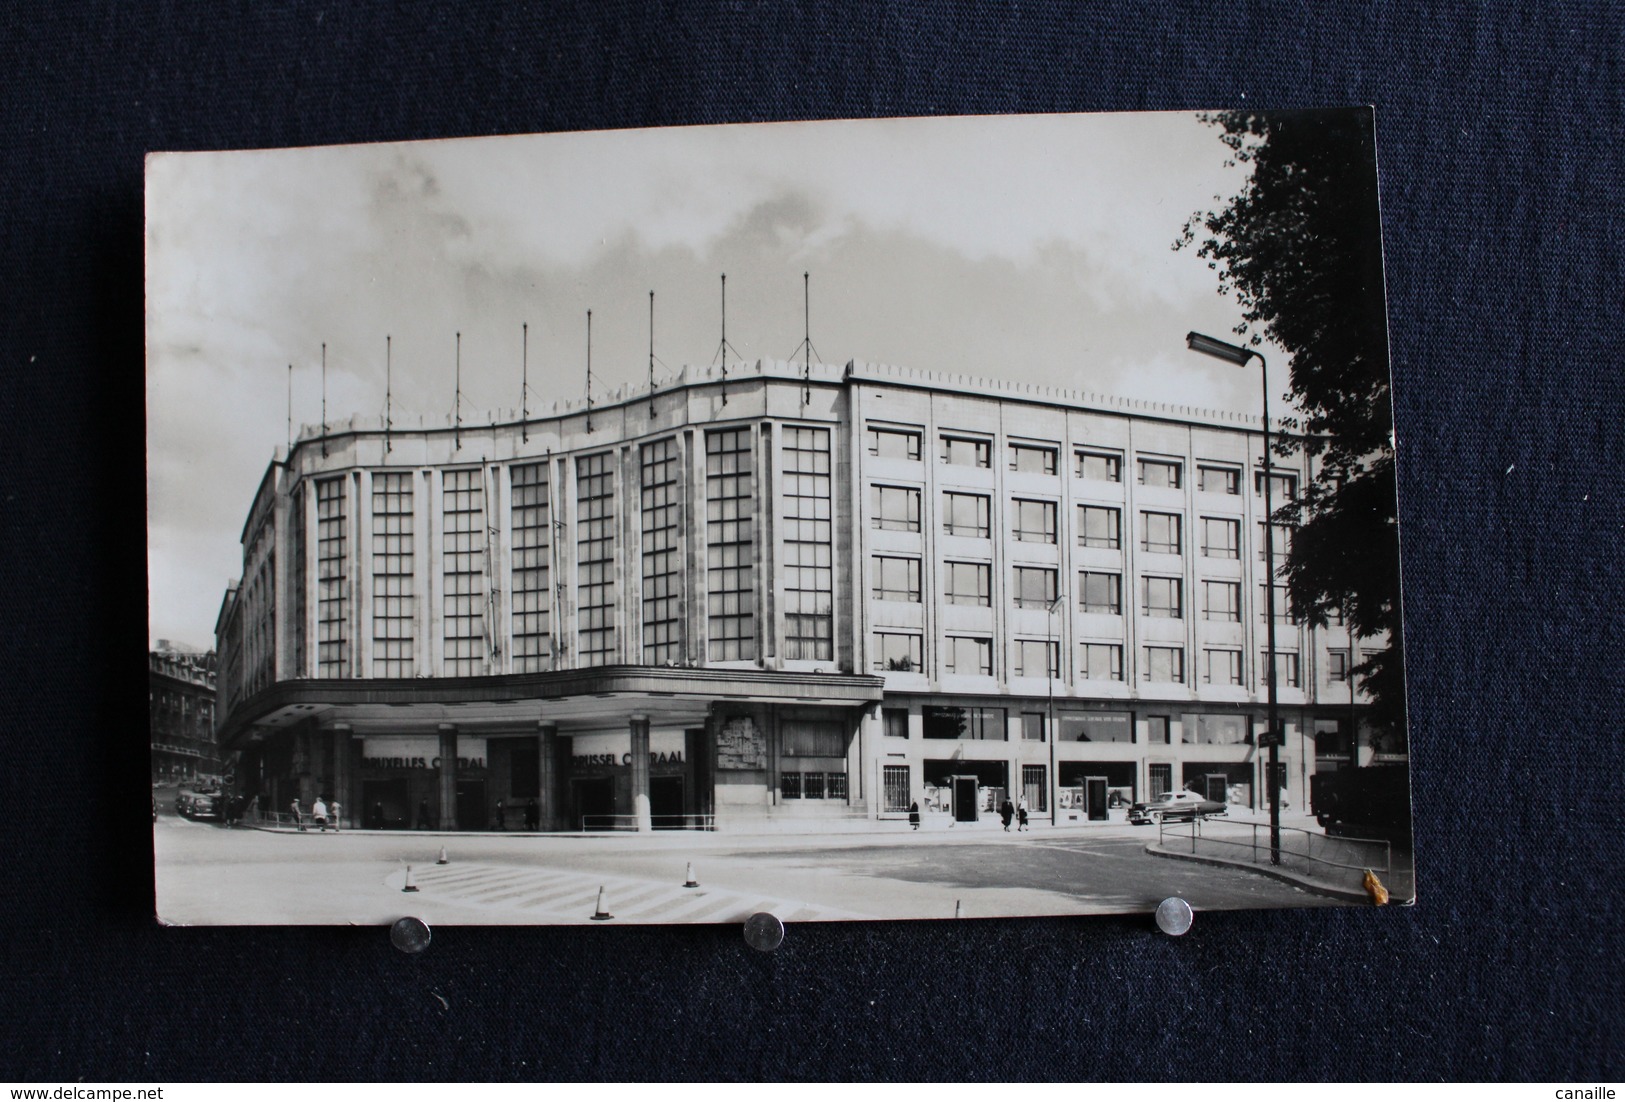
xmin=1181 ymin=714 xmax=1249 ymax=745
xmin=923 ymin=705 xmax=1006 ymax=740
xmin=1059 ymin=713 xmax=1133 ymax=743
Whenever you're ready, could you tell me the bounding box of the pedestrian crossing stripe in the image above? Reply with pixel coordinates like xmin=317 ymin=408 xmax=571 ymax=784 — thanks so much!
xmin=386 ymin=863 xmax=875 ymax=924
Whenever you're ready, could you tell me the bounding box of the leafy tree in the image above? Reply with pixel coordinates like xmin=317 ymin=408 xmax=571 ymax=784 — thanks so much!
xmin=1176 ymin=108 xmax=1405 ymax=737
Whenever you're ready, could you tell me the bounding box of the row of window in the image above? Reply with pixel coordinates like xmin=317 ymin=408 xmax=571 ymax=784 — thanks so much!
xmin=882 ymin=488 xmax=1294 ymax=558
xmin=867 ymin=426 xmax=1298 ymax=497
xmin=881 ymin=707 xmax=1350 ymax=746
xmin=871 ymin=633 xmax=1350 ymax=687
xmin=872 ymin=558 xmax=1316 ymax=623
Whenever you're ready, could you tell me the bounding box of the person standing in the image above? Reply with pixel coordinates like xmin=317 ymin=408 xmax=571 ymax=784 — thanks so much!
xmin=329 ymin=798 xmax=342 ymax=832
xmin=495 ymin=799 xmax=506 ymax=831
xmin=290 ymin=796 xmax=305 ymax=832
xmin=1017 ymin=796 xmax=1030 ymax=832
xmin=525 ymin=799 xmax=540 ymax=831
xmin=417 ymin=798 xmax=431 ymax=830
xmin=999 ymin=797 xmax=1015 ymax=832
xmin=311 ymin=796 xmax=329 ymax=833
xmin=908 ymin=800 xmax=920 ymax=831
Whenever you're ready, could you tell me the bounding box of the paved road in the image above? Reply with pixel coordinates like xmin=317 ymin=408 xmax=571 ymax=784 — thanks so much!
xmin=153 ymin=808 xmax=1337 ymax=926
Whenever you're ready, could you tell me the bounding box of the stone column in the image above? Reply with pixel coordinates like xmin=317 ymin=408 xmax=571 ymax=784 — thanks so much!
xmin=629 ymin=713 xmax=652 ymax=832
xmin=437 ymin=723 xmax=458 ymax=830
xmin=331 ymin=724 xmax=352 ymax=828
xmin=537 ymin=721 xmax=557 ymax=832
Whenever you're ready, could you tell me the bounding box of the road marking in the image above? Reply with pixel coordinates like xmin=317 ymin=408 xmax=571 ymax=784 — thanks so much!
xmin=391 ymin=862 xmax=875 ymax=924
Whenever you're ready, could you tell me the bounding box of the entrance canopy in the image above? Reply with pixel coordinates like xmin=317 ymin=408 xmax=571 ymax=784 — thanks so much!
xmin=219 ymin=665 xmax=885 ymax=750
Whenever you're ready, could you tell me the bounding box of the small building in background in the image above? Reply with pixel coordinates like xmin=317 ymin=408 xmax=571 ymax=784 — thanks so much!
xmin=149 ymin=641 xmax=219 ymax=784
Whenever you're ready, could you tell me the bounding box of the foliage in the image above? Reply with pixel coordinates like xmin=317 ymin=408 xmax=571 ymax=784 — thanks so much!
xmin=1177 ymin=108 xmax=1405 ymax=734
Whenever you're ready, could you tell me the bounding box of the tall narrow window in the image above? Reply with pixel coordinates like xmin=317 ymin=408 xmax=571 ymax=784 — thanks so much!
xmin=706 ymin=428 xmax=755 ymax=662
xmin=1328 ymin=649 xmax=1351 ymax=682
xmin=641 ymin=439 xmax=681 ymax=664
xmin=943 ymin=492 xmax=991 ymax=537
xmin=1022 ymin=764 xmax=1048 ymax=812
xmin=442 ymin=469 xmax=486 ymax=676
xmin=371 ymin=472 xmax=414 ymax=677
xmin=576 ymin=453 xmax=616 ymax=666
xmin=290 ymin=482 xmax=306 ymax=673
xmin=316 ymin=477 xmax=348 ymax=677
xmin=783 ymin=427 xmax=834 ymax=661
xmin=510 ymin=462 xmax=552 ymax=673
xmin=1079 ymin=505 xmax=1121 ymax=549
xmin=883 ymin=765 xmax=911 ymax=812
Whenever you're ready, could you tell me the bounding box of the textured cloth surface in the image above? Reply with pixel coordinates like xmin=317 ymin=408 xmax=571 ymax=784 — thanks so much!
xmin=1 ymin=1 xmax=1620 ymax=1082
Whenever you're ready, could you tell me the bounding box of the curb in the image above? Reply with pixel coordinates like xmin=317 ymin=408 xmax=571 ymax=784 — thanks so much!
xmin=1144 ymin=842 xmax=1372 ymax=904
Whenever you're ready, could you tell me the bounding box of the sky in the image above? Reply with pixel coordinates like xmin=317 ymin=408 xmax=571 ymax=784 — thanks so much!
xmin=145 ymin=110 xmax=1282 ymax=650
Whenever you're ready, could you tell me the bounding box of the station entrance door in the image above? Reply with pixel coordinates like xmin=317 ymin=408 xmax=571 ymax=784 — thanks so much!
xmin=952 ymin=776 xmax=981 ymax=823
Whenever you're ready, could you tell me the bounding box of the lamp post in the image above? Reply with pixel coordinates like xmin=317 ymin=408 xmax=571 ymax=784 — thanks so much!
xmin=1047 ymin=591 xmax=1064 ymax=826
xmin=1186 ymin=331 xmax=1282 ymax=865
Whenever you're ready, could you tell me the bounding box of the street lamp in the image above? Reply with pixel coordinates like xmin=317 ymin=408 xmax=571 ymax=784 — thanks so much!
xmin=1047 ymin=591 xmax=1065 ymax=826
xmin=1186 ymin=331 xmax=1282 ymax=865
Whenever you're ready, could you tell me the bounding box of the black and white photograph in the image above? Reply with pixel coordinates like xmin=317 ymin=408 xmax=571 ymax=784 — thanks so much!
xmin=147 ymin=108 xmax=1412 ymax=926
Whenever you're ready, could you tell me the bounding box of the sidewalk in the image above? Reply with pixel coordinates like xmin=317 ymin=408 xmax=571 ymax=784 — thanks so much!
xmin=1145 ymin=821 xmax=1415 ymax=904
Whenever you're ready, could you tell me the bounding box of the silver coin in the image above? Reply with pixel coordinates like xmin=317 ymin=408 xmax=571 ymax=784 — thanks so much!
xmin=743 ymin=912 xmax=785 ymax=952
xmin=390 ymin=916 xmax=432 ymax=953
xmin=1154 ymin=897 xmax=1194 ymax=936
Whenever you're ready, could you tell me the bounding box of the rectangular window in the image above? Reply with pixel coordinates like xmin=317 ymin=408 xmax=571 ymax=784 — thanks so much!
xmin=1079 ymin=570 xmax=1122 ymax=614
xmin=1080 ymin=642 xmax=1124 ymax=681
xmin=939 ymin=434 xmax=991 ymax=467
xmin=1203 ymin=580 xmax=1241 ymax=622
xmin=1076 ymin=449 xmax=1122 ymax=482
xmin=316 ymin=477 xmax=348 ymax=678
xmin=1181 ymin=713 xmax=1248 ymax=745
xmin=1255 ymin=470 xmax=1298 ymax=500
xmin=370 ymin=472 xmax=415 ymax=677
xmin=1079 ymin=505 xmax=1121 ymax=549
xmin=780 ymin=771 xmax=801 ymax=799
xmin=942 ymin=492 xmax=991 ymax=538
xmin=1012 ymin=498 xmax=1057 ymax=543
xmin=1201 ymin=516 xmax=1240 ymax=559
xmin=1147 ymin=720 xmax=1171 ymax=748
xmin=867 ymin=425 xmax=922 ymax=460
xmin=1198 ymin=464 xmax=1240 ymax=494
xmin=883 ymin=764 xmax=911 ymax=812
xmin=443 ymin=468 xmax=488 ymax=676
xmin=1262 ymin=649 xmax=1302 ymax=688
xmin=706 ymin=428 xmax=756 ymax=662
xmin=882 ymin=708 xmax=910 ymax=740
xmin=871 ymin=484 xmax=922 ymax=532
xmin=872 ymin=631 xmax=922 ymax=672
xmin=825 ymin=771 xmax=848 ymax=800
xmin=1203 ymin=648 xmax=1243 ymax=686
xmin=1258 ymin=521 xmax=1293 ymax=561
xmin=783 ymin=427 xmax=834 ymax=661
xmin=1141 ymin=576 xmax=1183 ymax=618
xmin=1022 ymin=764 xmax=1048 ymax=812
xmin=575 ymin=454 xmax=615 ymax=667
xmin=1141 ymin=511 xmax=1182 ymax=554
xmin=944 ymin=635 xmax=992 ymax=676
xmin=1009 ymin=442 xmax=1058 ymax=474
xmin=802 ymin=771 xmax=826 ymax=799
xmin=290 ymin=483 xmax=306 ymax=673
xmin=1143 ymin=645 xmax=1185 ymax=684
xmin=1328 ymin=649 xmax=1351 ymax=682
xmin=1013 ymin=639 xmax=1059 ymax=678
xmin=1138 ymin=458 xmax=1182 ymax=488
xmin=871 ymin=555 xmax=922 ymax=603
xmin=1013 ymin=565 xmax=1059 ymax=608
xmin=943 ymin=560 xmax=992 ymax=606
xmin=1258 ymin=583 xmax=1294 ymax=622
xmin=1021 ymin=712 xmax=1046 ymax=742
xmin=510 ymin=462 xmax=552 ymax=673
xmin=783 ymin=720 xmax=845 ymax=756
xmin=1059 ymin=712 xmax=1133 ymax=742
xmin=641 ymin=439 xmax=682 ymax=665
xmin=1314 ymin=718 xmax=1352 ymax=757
xmin=923 ymin=705 xmax=1007 ymax=740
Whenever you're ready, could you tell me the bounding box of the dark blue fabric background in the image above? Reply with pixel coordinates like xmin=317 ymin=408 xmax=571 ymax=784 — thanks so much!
xmin=2 ymin=0 xmax=1619 ymax=1082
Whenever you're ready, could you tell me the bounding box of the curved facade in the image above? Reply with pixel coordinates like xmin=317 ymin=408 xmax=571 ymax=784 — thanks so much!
xmin=216 ymin=359 xmax=1394 ymax=832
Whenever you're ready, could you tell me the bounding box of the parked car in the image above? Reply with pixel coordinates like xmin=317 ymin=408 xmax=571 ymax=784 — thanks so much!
xmin=1143 ymin=789 xmax=1227 ymax=822
xmin=1127 ymin=801 xmax=1154 ymax=826
xmin=178 ymin=791 xmax=221 ymax=821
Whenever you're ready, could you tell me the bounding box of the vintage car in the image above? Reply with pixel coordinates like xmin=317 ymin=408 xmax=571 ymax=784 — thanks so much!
xmin=1142 ymin=789 xmax=1227 ymax=822
xmin=179 ymin=790 xmax=221 ymax=821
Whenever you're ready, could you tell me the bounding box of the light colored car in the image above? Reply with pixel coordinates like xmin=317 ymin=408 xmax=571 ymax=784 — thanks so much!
xmin=1144 ymin=789 xmax=1226 ymax=822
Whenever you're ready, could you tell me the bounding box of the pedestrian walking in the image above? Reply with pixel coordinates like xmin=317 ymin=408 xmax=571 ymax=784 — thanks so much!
xmin=999 ymin=797 xmax=1015 ymax=832
xmin=1017 ymin=796 xmax=1030 ymax=832
xmin=329 ymin=798 xmax=342 ymax=832
xmin=290 ymin=797 xmax=305 ymax=831
xmin=908 ymin=800 xmax=920 ymax=831
xmin=495 ymin=799 xmax=506 ymax=830
xmin=312 ymin=796 xmax=329 ymax=832
xmin=525 ymin=799 xmax=540 ymax=831
xmin=417 ymin=798 xmax=431 ymax=830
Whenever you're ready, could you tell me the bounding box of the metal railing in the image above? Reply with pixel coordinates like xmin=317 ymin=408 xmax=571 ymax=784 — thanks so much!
xmin=1158 ymin=816 xmax=1389 ymax=876
xmin=579 ymin=813 xmax=716 ymax=832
